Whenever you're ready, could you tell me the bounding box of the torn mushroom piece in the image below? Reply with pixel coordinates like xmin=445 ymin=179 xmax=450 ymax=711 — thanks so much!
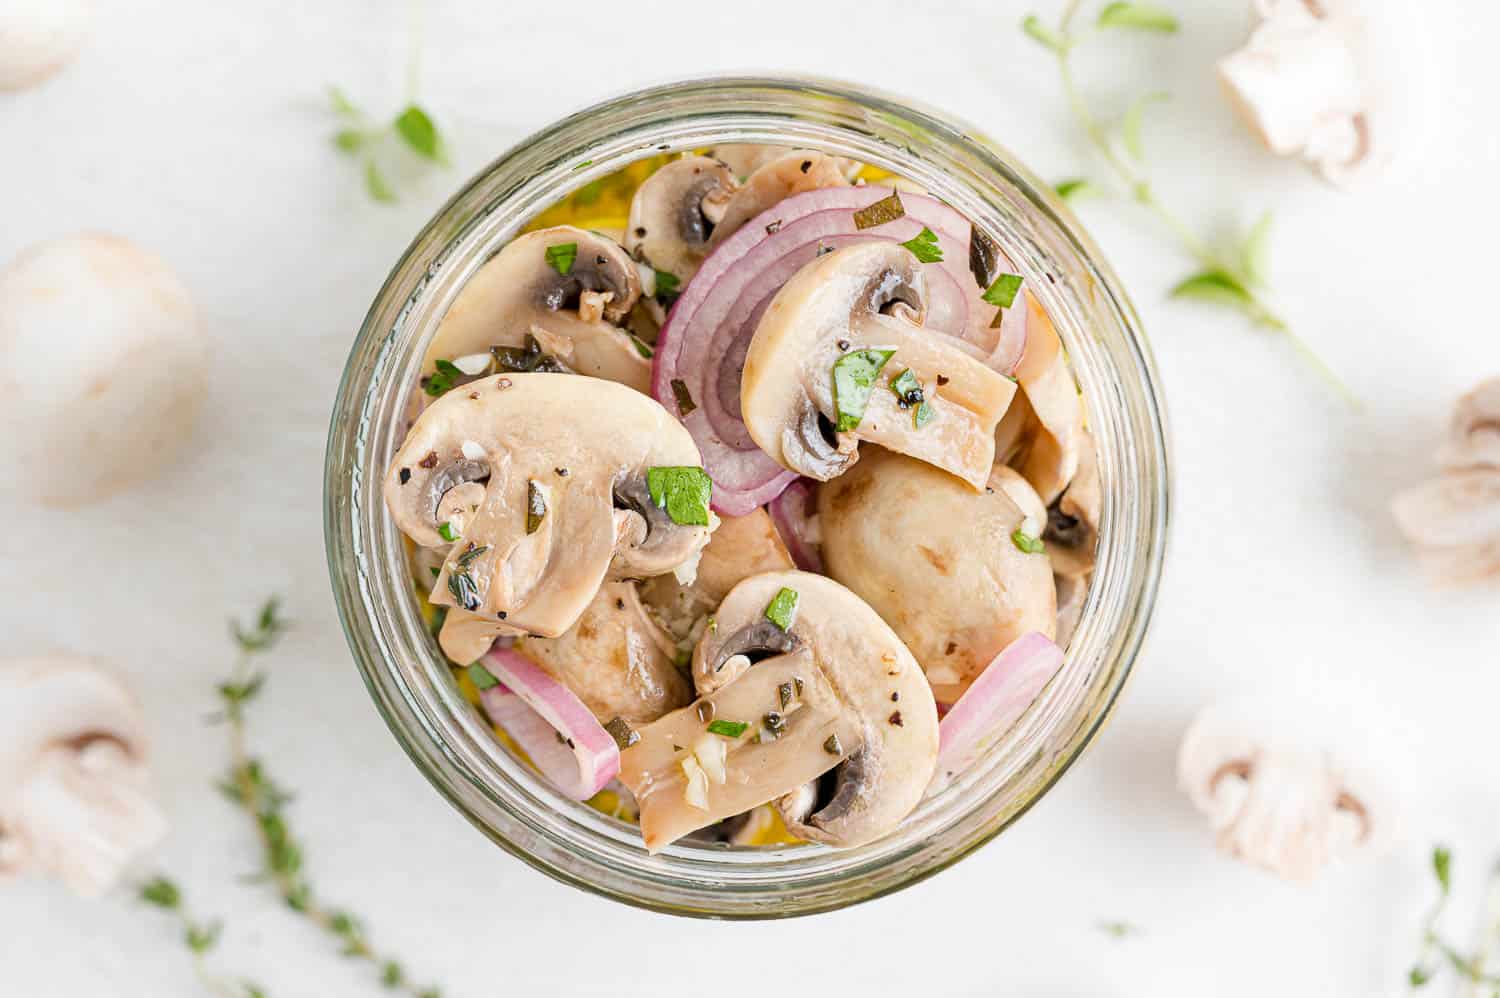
xmin=624 ymin=156 xmax=737 ymax=290
xmin=740 ymin=242 xmax=1016 ymax=488
xmin=619 ymin=571 xmax=937 ymax=851
xmin=384 ymin=373 xmax=713 ymax=641
xmin=819 ymin=448 xmax=1056 ymax=704
xmin=0 ymin=657 xmax=168 ymax=896
xmin=1043 ymin=431 xmax=1100 ymax=646
xmin=1177 ymin=697 xmax=1397 ymax=881
xmin=419 ymin=226 xmax=651 ymax=396
xmin=706 ymin=151 xmax=851 ymax=249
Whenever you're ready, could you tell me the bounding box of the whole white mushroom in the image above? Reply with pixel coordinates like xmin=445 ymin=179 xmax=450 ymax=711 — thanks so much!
xmin=0 ymin=234 xmax=206 ymax=506
xmin=0 ymin=0 xmax=91 ymax=91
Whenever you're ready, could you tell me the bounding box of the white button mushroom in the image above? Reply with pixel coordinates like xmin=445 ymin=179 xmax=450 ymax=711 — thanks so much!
xmin=0 ymin=0 xmax=90 ymax=91
xmin=0 ymin=234 xmax=206 ymax=507
xmin=705 ymin=151 xmax=851 ymax=249
xmin=1217 ymin=0 xmax=1429 ymax=187
xmin=1177 ymin=697 xmax=1398 ymax=881
xmin=624 ymin=156 xmax=738 ymax=289
xmin=0 ymin=657 xmax=167 ymax=896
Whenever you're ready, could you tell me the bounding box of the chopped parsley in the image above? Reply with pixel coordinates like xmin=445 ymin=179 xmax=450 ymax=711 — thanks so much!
xmin=1011 ymin=529 xmax=1046 ymax=555
xmin=982 ymin=273 xmax=1024 ymax=309
xmin=467 ymin=662 xmax=500 ymax=690
xmin=437 ymin=521 xmax=458 ymax=543
xmin=654 ymin=269 xmax=681 ymax=300
xmin=852 ymin=191 xmax=906 ymax=230
xmin=670 ymin=378 xmax=696 ymax=416
xmin=707 ymin=719 xmax=749 ymax=738
xmin=899 ymin=226 xmax=944 ymax=263
xmin=646 ymin=466 xmax=713 ymax=526
xmin=764 ymin=587 xmax=800 ymax=631
xmin=832 ymin=348 xmax=896 ymax=432
xmin=628 ymin=332 xmax=654 ymax=358
xmin=493 ymin=333 xmax=566 ymax=373
xmin=423 ymin=358 xmax=463 ymax=397
xmin=914 ymin=400 xmax=935 ymax=429
xmin=526 ymin=481 xmax=547 ymax=534
xmin=889 ymin=368 xmax=924 ymax=408
xmin=544 ymin=242 xmax=577 ymax=275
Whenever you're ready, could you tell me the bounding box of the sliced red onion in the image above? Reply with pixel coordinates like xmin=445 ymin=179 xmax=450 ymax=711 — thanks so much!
xmin=653 ymin=185 xmax=1024 ymax=515
xmin=478 ymin=648 xmax=619 ymax=800
xmin=930 ymin=632 xmax=1064 ymax=793
xmin=767 ymin=478 xmax=823 ymax=573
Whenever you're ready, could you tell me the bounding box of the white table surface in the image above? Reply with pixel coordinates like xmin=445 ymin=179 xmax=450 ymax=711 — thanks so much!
xmin=3 ymin=1 xmax=1498 ymax=995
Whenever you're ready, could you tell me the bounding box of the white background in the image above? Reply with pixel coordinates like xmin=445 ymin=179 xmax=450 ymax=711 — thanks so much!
xmin=3 ymin=1 xmax=1498 ymax=995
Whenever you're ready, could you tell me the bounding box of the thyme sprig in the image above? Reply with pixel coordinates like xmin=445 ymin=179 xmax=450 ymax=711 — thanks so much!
xmin=1021 ymin=1 xmax=1355 ymax=405
xmin=137 ymin=876 xmax=266 ymax=998
xmin=1409 ymin=846 xmax=1500 ymax=993
xmin=218 ymin=598 xmax=442 ymax=998
xmin=328 ymin=88 xmax=448 ymax=203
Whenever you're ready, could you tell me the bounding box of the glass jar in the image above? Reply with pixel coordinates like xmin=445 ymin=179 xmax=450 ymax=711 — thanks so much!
xmin=324 ymin=76 xmax=1170 ymax=918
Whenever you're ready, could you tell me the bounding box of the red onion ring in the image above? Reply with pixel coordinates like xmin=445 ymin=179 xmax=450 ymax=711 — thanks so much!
xmin=766 ymin=478 xmax=823 ymax=573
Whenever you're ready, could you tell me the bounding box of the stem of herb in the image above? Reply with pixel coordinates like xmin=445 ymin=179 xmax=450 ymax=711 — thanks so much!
xmin=137 ymin=876 xmax=265 ymax=998
xmin=1041 ymin=1 xmax=1355 ymax=405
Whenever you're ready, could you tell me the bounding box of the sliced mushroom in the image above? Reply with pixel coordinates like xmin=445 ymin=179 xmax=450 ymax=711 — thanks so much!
xmin=706 ymin=151 xmax=851 ymax=248
xmin=1044 ymin=431 xmax=1100 ymax=645
xmin=1178 ymin=697 xmax=1397 ymax=881
xmin=420 ymin=226 xmax=650 ymax=396
xmin=384 ymin=373 xmax=712 ymax=639
xmin=1009 ymin=294 xmax=1085 ymax=505
xmin=818 ymin=448 xmax=1056 ymax=704
xmin=516 ymin=581 xmax=690 ymax=725
xmin=624 ymin=156 xmax=737 ymax=288
xmin=740 ymin=242 xmax=1017 ymax=489
xmin=0 ymin=657 xmax=168 ymax=896
xmin=619 ymin=571 xmax=937 ymax=850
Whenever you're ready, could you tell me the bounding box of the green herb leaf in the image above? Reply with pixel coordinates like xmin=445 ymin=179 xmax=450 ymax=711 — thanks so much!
xmin=364 ymin=160 xmax=396 ymax=203
xmin=140 ymin=877 xmax=182 ymax=910
xmin=1408 ymin=965 xmax=1432 ymax=988
xmin=914 ymin=400 xmax=935 ymax=429
xmin=1055 ymin=178 xmax=1102 ymax=201
xmin=1012 ymin=529 xmax=1046 ymax=554
xmin=185 ymin=921 xmax=222 ymax=954
xmin=446 ymin=568 xmax=480 ymax=610
xmin=230 ymin=597 xmax=285 ymax=653
xmin=1433 ymin=845 xmax=1452 ymax=893
xmin=764 ymin=587 xmax=800 ymax=631
xmin=333 ymin=129 xmax=364 ymax=153
xmin=982 ymin=273 xmax=1024 ymax=309
xmin=1097 ymin=2 xmax=1180 ymax=32
xmin=654 ymin=269 xmax=681 ymax=298
xmin=393 ymin=105 xmax=443 ymax=162
xmin=545 ymin=242 xmax=578 ymax=276
xmin=456 ymin=544 xmax=488 ymax=568
xmin=1240 ymin=211 xmax=1274 ymax=287
xmin=467 ymin=662 xmax=500 ymax=691
xmin=328 ymin=86 xmax=361 ymax=117
xmin=526 ymin=480 xmax=547 ymax=534
xmin=707 ymin=719 xmax=749 ymax=738
xmin=890 ymin=367 xmax=922 ymax=404
xmin=646 ymin=467 xmax=714 ymax=527
xmin=1021 ymin=14 xmax=1069 ymax=53
xmin=832 ymin=348 xmax=897 ymax=432
xmin=381 ymin=960 xmax=405 ymax=987
xmin=423 ymin=358 xmax=463 ymax=397
xmin=1121 ymin=92 xmax=1169 ymax=161
xmin=437 ymin=521 xmax=458 ymax=543
xmin=899 ymin=227 xmax=944 ymax=263
xmin=852 ymin=191 xmax=905 ymax=230
xmin=1098 ymin=920 xmax=1137 ymax=938
xmin=629 ymin=333 xmax=654 ymax=359
xmin=670 ymin=378 xmax=696 ymax=416
xmin=1169 ymin=269 xmax=1254 ymax=310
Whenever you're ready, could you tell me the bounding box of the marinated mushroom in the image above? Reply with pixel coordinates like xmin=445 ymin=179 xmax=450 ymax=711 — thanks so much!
xmin=1009 ymin=294 xmax=1085 ymax=505
xmin=619 ymin=571 xmax=937 ymax=850
xmin=740 ymin=242 xmax=1016 ymax=488
xmin=624 ymin=156 xmax=738 ymax=289
xmin=0 ymin=657 xmax=168 ymax=896
xmin=706 ymin=151 xmax=851 ymax=248
xmin=384 ymin=373 xmax=713 ymax=639
xmin=517 ymin=581 xmax=690 ymax=725
xmin=420 ymin=226 xmax=650 ymax=395
xmin=1177 ymin=697 xmax=1397 ymax=881
xmin=818 ymin=448 xmax=1056 ymax=703
xmin=1044 ymin=432 xmax=1101 ymax=645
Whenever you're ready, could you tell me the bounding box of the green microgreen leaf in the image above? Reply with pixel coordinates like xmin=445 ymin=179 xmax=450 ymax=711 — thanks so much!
xmin=1021 ymin=14 xmax=1069 ymax=53
xmin=364 ymin=160 xmax=396 ymax=203
xmin=1055 ymin=178 xmax=1102 ymax=201
xmin=852 ymin=191 xmax=905 ymax=230
xmin=544 ymin=242 xmax=577 ymax=276
xmin=1121 ymin=91 xmax=1169 ymax=161
xmin=832 ymin=348 xmax=896 ymax=432
xmin=707 ymin=719 xmax=749 ymax=738
xmin=526 ymin=480 xmax=547 ymax=534
xmin=764 ymin=587 xmax=800 ymax=631
xmin=646 ymin=467 xmax=714 ymax=527
xmin=393 ymin=105 xmax=443 ymax=162
xmin=437 ymin=521 xmax=457 ymax=543
xmin=982 ymin=273 xmax=1024 ymax=309
xmin=467 ymin=662 xmax=500 ymax=691
xmin=1012 ymin=529 xmax=1046 ymax=554
xmin=1240 ymin=211 xmax=1274 ymax=287
xmin=1097 ymin=2 xmax=1180 ymax=32
xmin=899 ymin=227 xmax=944 ymax=263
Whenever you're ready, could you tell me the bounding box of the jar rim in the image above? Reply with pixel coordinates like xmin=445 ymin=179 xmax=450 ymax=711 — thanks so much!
xmin=324 ymin=74 xmax=1171 ymax=918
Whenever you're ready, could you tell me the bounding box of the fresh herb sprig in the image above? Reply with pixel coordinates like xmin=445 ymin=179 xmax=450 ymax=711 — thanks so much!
xmin=138 ymin=877 xmax=266 ymax=998
xmin=1408 ymin=845 xmax=1500 ymax=992
xmin=218 ymin=598 xmax=442 ymax=998
xmin=328 ymin=87 xmax=448 ymax=203
xmin=1021 ymin=1 xmax=1354 ymax=405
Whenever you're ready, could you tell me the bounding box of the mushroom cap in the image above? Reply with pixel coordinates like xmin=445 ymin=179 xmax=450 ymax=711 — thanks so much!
xmin=740 ymin=242 xmax=1016 ymax=489
xmin=0 ymin=657 xmax=167 ymax=896
xmin=624 ymin=156 xmax=737 ymax=286
xmin=1440 ymin=376 xmax=1500 ymax=471
xmin=706 ymin=151 xmax=851 ymax=248
xmin=0 ymin=0 xmax=91 ymax=91
xmin=517 ymin=581 xmax=690 ymax=725
xmin=384 ymin=373 xmax=712 ymax=638
xmin=620 ymin=571 xmax=937 ymax=850
xmin=818 ymin=447 xmax=1056 ymax=703
xmin=420 ymin=226 xmax=649 ymax=395
xmin=1177 ymin=696 xmax=1399 ymax=881
xmin=0 ymin=233 xmax=206 ymax=507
